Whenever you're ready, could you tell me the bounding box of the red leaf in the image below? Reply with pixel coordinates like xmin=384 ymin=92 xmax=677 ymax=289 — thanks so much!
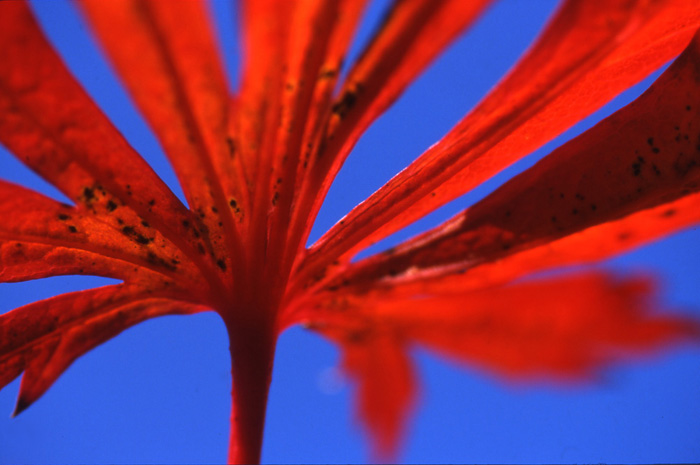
xmin=365 ymin=192 xmax=700 ymax=299
xmin=0 ymin=180 xmax=205 ymax=288
xmin=323 ymin=28 xmax=700 ymax=290
xmin=243 ymin=0 xmax=368 ymax=279
xmin=1 ymin=0 xmax=699 ymax=463
xmin=304 ymin=0 xmax=700 ymax=277
xmin=324 ymin=327 xmax=416 ymax=462
xmin=0 ymin=2 xmax=193 ymax=239
xmin=0 ymin=284 xmax=206 ymax=414
xmin=302 ymin=272 xmax=696 ymax=458
xmin=79 ymin=0 xmax=246 ymax=272
xmin=402 ymin=275 xmax=695 ymax=379
xmin=293 ymin=0 xmax=493 ymax=264
xmin=0 ymin=1 xmax=235 ymax=298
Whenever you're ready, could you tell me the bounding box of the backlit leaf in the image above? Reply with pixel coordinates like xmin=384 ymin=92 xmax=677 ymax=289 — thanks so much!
xmin=1 ymin=0 xmax=698 ymax=463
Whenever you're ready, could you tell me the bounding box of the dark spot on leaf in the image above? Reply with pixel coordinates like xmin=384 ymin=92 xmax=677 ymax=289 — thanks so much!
xmin=58 ymin=214 xmax=70 ymax=221
xmin=135 ymin=234 xmax=152 ymax=245
xmin=662 ymin=208 xmax=677 ymax=218
xmin=146 ymin=251 xmax=177 ymax=271
xmin=332 ymin=90 xmax=357 ymax=119
xmin=673 ymin=155 xmax=698 ymax=176
xmin=68 ymin=225 xmax=77 ymax=233
xmin=106 ymin=200 xmax=118 ymax=212
xmin=319 ymin=68 xmax=336 ymax=79
xmin=82 ymin=187 xmax=95 ymax=201
xmin=121 ymin=225 xmax=152 ymax=245
xmin=632 ymin=161 xmax=642 ymax=176
xmin=216 ymin=259 xmax=227 ymax=271
xmin=226 ymin=137 xmax=236 ymax=158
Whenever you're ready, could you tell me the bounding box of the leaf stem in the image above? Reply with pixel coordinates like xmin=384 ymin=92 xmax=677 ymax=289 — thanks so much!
xmin=224 ymin=314 xmax=277 ymax=464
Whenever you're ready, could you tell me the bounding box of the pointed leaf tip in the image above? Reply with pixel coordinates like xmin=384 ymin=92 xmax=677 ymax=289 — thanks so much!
xmin=11 ymin=396 xmax=31 ymax=418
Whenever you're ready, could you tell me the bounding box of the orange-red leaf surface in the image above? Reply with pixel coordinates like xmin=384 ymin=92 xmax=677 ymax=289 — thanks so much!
xmin=323 ymin=28 xmax=700 ymax=290
xmin=0 ymin=3 xmax=192 ymax=237
xmin=303 ymin=0 xmax=700 ymax=278
xmin=365 ymin=192 xmax=700 ymax=298
xmin=0 ymin=180 xmax=204 ymax=290
xmin=232 ymin=0 xmax=369 ymax=293
xmin=0 ymin=284 xmax=206 ymax=415
xmin=1 ymin=0 xmax=699 ymax=463
xmin=302 ymin=273 xmax=696 ymax=456
xmin=293 ymin=0 xmax=493 ymax=264
xmin=79 ymin=0 xmax=245 ymax=277
xmin=333 ymin=329 xmax=415 ymax=462
xmin=264 ymin=0 xmax=368 ymax=275
xmin=0 ymin=1 xmax=234 ymax=300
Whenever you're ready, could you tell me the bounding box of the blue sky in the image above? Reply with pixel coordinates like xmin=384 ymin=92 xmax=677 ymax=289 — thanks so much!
xmin=1 ymin=0 xmax=699 ymax=463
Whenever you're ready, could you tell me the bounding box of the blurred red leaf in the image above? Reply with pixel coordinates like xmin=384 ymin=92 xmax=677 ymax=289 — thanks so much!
xmin=311 ymin=272 xmax=696 ymax=460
